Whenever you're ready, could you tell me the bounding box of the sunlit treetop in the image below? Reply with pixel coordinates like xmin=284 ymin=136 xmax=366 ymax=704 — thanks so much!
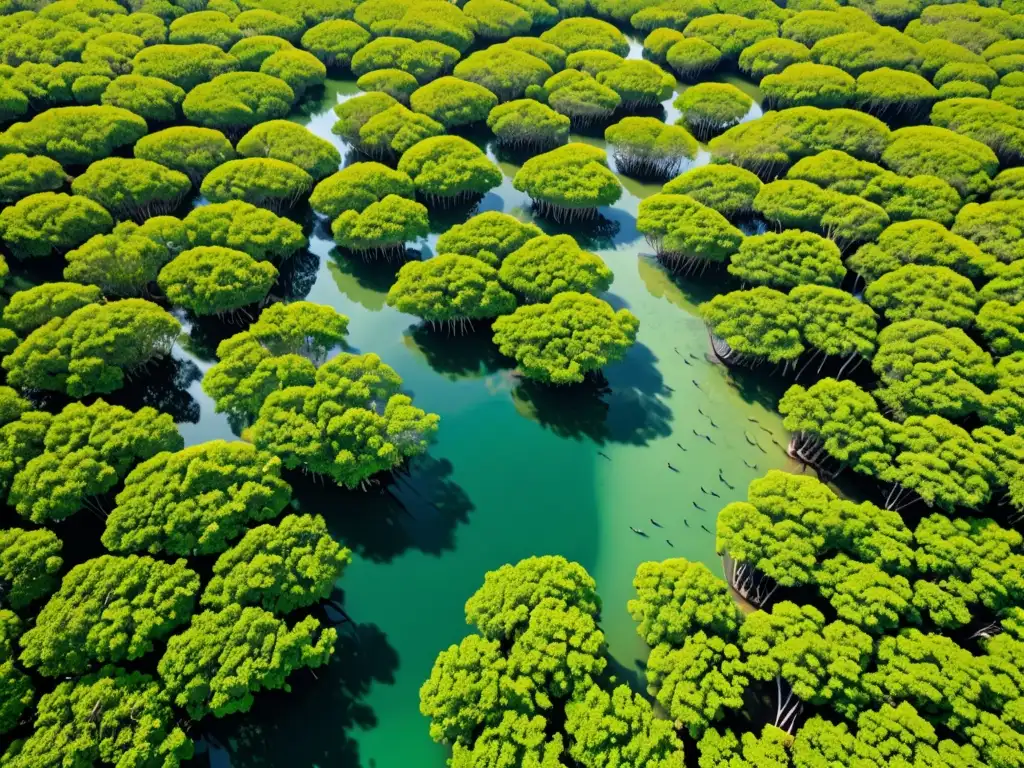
xmin=133 ymin=126 xmax=237 ymax=185
xmin=864 ymin=264 xmax=979 ymax=328
xmin=397 ymin=135 xmax=502 ymax=204
xmin=3 ymin=105 xmax=148 ymax=166
xmin=0 ymin=153 xmax=67 ymax=204
xmin=0 ymin=527 xmax=63 ymax=611
xmin=791 ymin=284 xmax=878 ymax=360
xmin=70 ymin=158 xmax=190 ymax=223
xmin=168 ymin=10 xmax=242 ymax=50
xmin=674 ymin=81 xmax=753 ymax=140
xmin=761 ymin=62 xmax=855 ymax=110
xmin=356 ymin=68 xmax=420 ymax=104
xmin=701 ymin=287 xmax=804 ymax=364
xmin=991 ymin=167 xmax=1024 ymax=202
xmin=310 ymin=162 xmax=415 ymax=220
xmin=499 ymin=233 xmax=614 ymax=303
xmin=565 ymin=49 xmax=625 ymax=77
xmin=2 ymin=283 xmax=102 ymax=334
xmin=637 ymin=193 xmax=744 ymax=269
xmin=387 ymin=254 xmax=516 ymax=328
xmin=604 ymin=116 xmax=697 ymax=179
xmin=409 ymin=76 xmax=498 ymax=129
xmin=780 ymin=7 xmax=877 ymax=47
xmin=931 ymin=96 xmax=1024 ymax=166
xmin=809 ymin=27 xmax=922 ymax=76
xmin=512 ymin=142 xmax=622 ymax=221
xmin=200 ymin=158 xmax=314 ymax=213
xmin=452 ymin=45 xmax=554 ymax=102
xmin=662 ymin=163 xmax=762 ymax=219
xmin=492 ymin=292 xmax=639 ymax=384
xmin=351 ymin=36 xmax=462 ymax=83
xmin=358 ymin=104 xmax=447 ymax=160
xmin=596 ymin=59 xmax=676 ymax=108
xmin=132 ymin=43 xmax=238 ymax=91
xmin=234 ymin=8 xmax=304 ymax=42
xmin=157 ymin=246 xmax=278 ymax=316
xmin=183 ymin=199 xmax=306 ymax=261
xmin=953 ymin=199 xmax=1024 ymax=267
xmin=0 ymin=192 xmax=113 ymax=260
xmin=855 ymin=67 xmax=938 ymax=117
xmin=848 ymin=219 xmax=992 ymax=283
xmin=881 ymin=124 xmax=998 ymax=201
xmin=331 ymin=91 xmax=397 ymax=142
xmin=539 ymin=17 xmax=630 ymax=56
xmin=300 ymin=19 xmax=371 ymax=69
xmin=486 ymin=98 xmax=571 ymax=151
xmin=182 ymin=71 xmax=296 ymax=134
xmin=729 ymin=230 xmax=845 ymax=289
xmin=503 ymin=36 xmax=567 ymax=70
xmin=738 ymin=36 xmax=811 ymax=79
xmin=665 ymin=37 xmax=723 ymax=81
xmin=684 ymin=13 xmax=777 ymax=61
xmin=228 ymin=34 xmax=295 ymax=70
xmin=235 ymin=120 xmax=341 ymax=180
xmin=536 ymin=68 xmax=622 ymax=125
xmin=260 ymin=48 xmax=328 ymax=98
xmin=331 ymin=194 xmax=429 ymax=256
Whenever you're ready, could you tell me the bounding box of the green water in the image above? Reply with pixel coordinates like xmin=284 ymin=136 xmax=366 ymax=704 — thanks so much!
xmin=175 ymin=74 xmax=793 ymax=767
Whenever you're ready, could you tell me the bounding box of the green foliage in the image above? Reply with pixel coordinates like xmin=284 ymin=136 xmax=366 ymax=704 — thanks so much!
xmin=356 ymin=68 xmax=420 ymax=104
xmin=157 ymin=246 xmax=277 ymax=316
xmin=701 ymin=287 xmax=804 ymax=363
xmin=540 ymin=18 xmax=629 ymax=56
xmin=0 ymin=192 xmax=113 ymax=259
xmin=564 ymin=683 xmax=686 ymax=768
xmin=410 ymin=76 xmax=498 ymax=129
xmin=351 ymin=37 xmax=462 ymax=82
xmin=0 ymin=528 xmax=62 ymax=611
xmin=71 ymin=157 xmax=190 ymax=221
xmin=729 ymin=230 xmax=844 ymax=289
xmin=816 ymin=555 xmax=916 ymax=632
xmin=762 ymin=62 xmax=855 ymax=109
xmin=504 ymin=36 xmax=567 ymax=69
xmin=182 ymin=71 xmax=295 ymax=133
xmin=19 ymin=555 xmax=198 ymax=676
xmin=200 ymin=158 xmax=314 ymax=211
xmin=487 ymin=98 xmax=571 ymax=150
xmin=596 ymin=59 xmax=675 ymax=108
xmin=4 ymin=105 xmax=147 ymax=166
xmin=882 ymin=124 xmax=998 ymax=200
xmin=389 ymin=1 xmax=476 ymax=53
xmin=604 ymin=116 xmax=696 ymax=179
xmin=953 ymin=199 xmax=1024 ymax=266
xmin=646 ymin=630 xmax=747 ymax=738
xmin=0 ymin=153 xmax=66 ymax=204
xmin=1 ymin=667 xmax=192 ymax=768
xmin=260 ymin=48 xmax=327 ymax=98
xmin=662 ymin=163 xmax=762 ymax=219
xmin=387 ymin=255 xmax=516 ymax=324
xmin=499 ymin=234 xmax=612 ymax=302
xmin=103 ymin=440 xmax=291 ymax=556
xmin=791 ymin=284 xmax=877 ymax=359
xmin=2 ymin=299 xmax=179 ymax=396
xmin=684 ymin=13 xmax=777 ymax=60
xmin=492 ymin=291 xmax=639 ymax=384
xmin=980 ymin=262 xmax=1024 ymax=305
xmin=132 ymin=43 xmax=238 ymax=90
xmin=0 ymin=387 xmax=29 ymax=428
xmin=331 ymin=91 xmax=404 ymax=143
xmin=810 ymin=28 xmax=921 ymax=76
xmin=637 ymin=193 xmax=744 ymax=267
xmin=872 ymin=319 xmax=995 ymax=419
xmin=168 ymin=10 xmax=242 ymax=49
xmin=629 ymin=558 xmax=742 ymax=646
xmin=202 ymin=513 xmax=349 ymax=613
xmin=434 ymin=211 xmax=543 ymax=267
xmin=249 ymin=352 xmax=440 ymax=487
xmin=464 ymin=554 xmax=601 ymax=641
xmin=2 ymin=282 xmax=102 ymax=333
xmin=865 ymin=264 xmax=977 ymax=327
xmin=300 ymin=19 xmax=370 ymax=68
xmin=158 ymin=605 xmax=335 ymax=719
xmin=710 ymin=106 xmax=890 ymax=176
xmin=248 ymin=301 xmax=350 ymax=360
xmin=183 ymin=199 xmax=306 ymax=261
xmin=848 ymin=219 xmax=990 ymax=283
xmin=934 ymin=61 xmax=999 ymax=88
xmin=780 ymin=7 xmax=877 ymax=46
xmin=100 ymin=74 xmax=184 ymax=123
xmin=234 ymin=8 xmax=304 ymax=41
xmin=931 ymin=96 xmax=1024 ymax=165
xmin=977 ymin=300 xmax=1024 ymax=355
xmin=512 ymin=143 xmax=621 ymax=220
xmin=453 ymin=46 xmax=554 ymax=102
xmin=358 ymin=104 xmax=446 ymax=159
xmin=236 ymin=120 xmax=340 ymax=180
xmin=228 ymin=34 xmax=294 ymax=70
xmin=133 ymin=126 xmax=237 ymax=184
xmin=398 ymin=135 xmax=502 ymax=203
xmin=331 ymin=194 xmax=429 ymax=255
xmin=665 ymin=37 xmax=722 ymax=80
xmin=739 ymin=36 xmax=810 ymax=78
xmin=311 ymin=162 xmax=414 ymax=219
xmin=674 ymin=81 xmax=752 ymax=139
xmin=463 ymin=0 xmax=533 ymax=40
xmin=537 ymin=68 xmax=622 ymax=124
xmin=754 ymin=179 xmax=889 ymax=245
xmin=64 ymin=218 xmax=185 ymax=296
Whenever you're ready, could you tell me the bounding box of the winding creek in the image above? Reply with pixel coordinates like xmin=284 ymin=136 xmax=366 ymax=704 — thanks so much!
xmin=162 ymin=60 xmax=796 ymax=767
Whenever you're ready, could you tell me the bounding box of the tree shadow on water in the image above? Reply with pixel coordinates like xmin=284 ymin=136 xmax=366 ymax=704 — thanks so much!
xmin=273 ymin=248 xmax=321 ymax=302
xmin=327 ymin=250 xmax=409 ymax=312
xmin=289 ymin=454 xmax=475 ymax=564
xmin=108 ymin=355 xmax=202 ymax=424
xmin=192 ymin=621 xmax=399 ymax=768
xmin=510 ymin=342 xmax=673 ymax=446
xmin=402 ymin=321 xmax=510 ymax=381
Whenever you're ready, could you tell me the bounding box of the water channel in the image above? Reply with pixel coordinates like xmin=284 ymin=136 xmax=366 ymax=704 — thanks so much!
xmin=168 ymin=60 xmax=796 ymax=767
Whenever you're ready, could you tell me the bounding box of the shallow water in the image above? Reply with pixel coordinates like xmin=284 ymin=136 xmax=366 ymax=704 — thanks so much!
xmin=174 ymin=73 xmax=795 ymax=767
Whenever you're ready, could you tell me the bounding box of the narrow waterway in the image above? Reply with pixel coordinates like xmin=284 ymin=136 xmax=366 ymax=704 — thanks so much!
xmin=173 ymin=71 xmax=793 ymax=767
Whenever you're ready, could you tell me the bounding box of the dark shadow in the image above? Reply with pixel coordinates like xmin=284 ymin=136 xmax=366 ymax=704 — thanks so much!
xmin=106 ymin=354 xmax=202 ymax=424
xmin=426 ymin=198 xmax=487 ymax=234
xmin=273 ymin=248 xmax=320 ymax=302
xmin=664 ymin=262 xmax=739 ymax=306
xmin=510 ymin=342 xmax=673 ymax=446
xmin=403 ymin=321 xmax=510 ymax=381
xmin=191 ymin=621 xmax=399 ymax=768
xmin=716 ymin=360 xmax=793 ymax=414
xmin=326 ymin=249 xmax=409 ymax=312
xmin=183 ymin=315 xmax=248 ymax=362
xmin=290 ymin=454 xmax=474 ymax=564
xmin=532 ymin=210 xmax=622 ymax=251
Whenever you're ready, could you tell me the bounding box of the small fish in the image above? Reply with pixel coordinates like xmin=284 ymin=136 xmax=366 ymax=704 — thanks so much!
xmin=692 ymin=501 xmax=707 ymax=512
xmin=759 ymin=425 xmax=774 ymax=435
xmin=630 ymin=526 xmax=648 ymax=537
xmin=709 ymin=489 xmax=721 ymax=498
xmin=744 ymin=432 xmax=758 ymax=446
xmin=689 ymin=353 xmax=699 ymax=360
xmin=692 ymin=379 xmax=702 ymax=390
xmin=701 ymin=524 xmax=712 ymax=534
xmin=700 ymin=485 xmax=710 ymax=495
xmin=674 ymin=347 xmax=681 ymax=356
xmin=676 ymin=442 xmax=688 ymax=451
xmin=692 ymin=429 xmax=702 ymax=437
xmin=667 ymin=463 xmax=679 ymax=473
xmin=684 ymin=519 xmax=690 ymax=527
xmin=748 ymin=417 xmax=760 ymax=423
xmin=721 ymin=480 xmax=735 ymax=490
xmin=683 ymin=358 xmax=692 ymax=366
xmin=650 ymin=518 xmax=662 ymax=527
xmin=597 ymin=451 xmax=611 ymax=460
xmin=698 ymin=408 xmax=706 ymax=416
xmin=709 ymin=419 xmax=718 ymax=428
xmin=758 ymin=444 xmax=768 ymax=454
xmin=705 ymin=435 xmax=715 ymax=445
xmin=743 ymin=460 xmax=758 ymax=469
xmin=665 ymin=385 xmax=675 ymax=392
xmin=771 ymin=437 xmax=782 ymax=447
xmin=666 ymin=539 xmax=674 ymax=547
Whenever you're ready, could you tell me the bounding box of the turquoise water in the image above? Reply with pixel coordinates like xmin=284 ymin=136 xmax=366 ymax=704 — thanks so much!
xmin=174 ymin=71 xmax=795 ymax=767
